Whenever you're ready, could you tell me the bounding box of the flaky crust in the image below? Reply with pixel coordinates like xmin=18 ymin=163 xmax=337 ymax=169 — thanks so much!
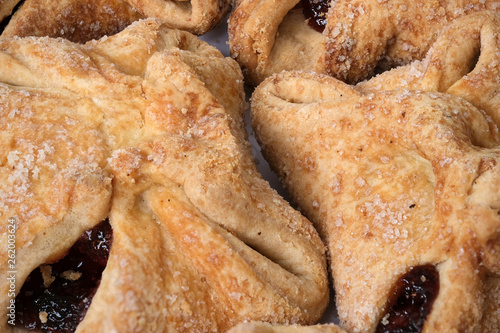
xmin=252 ymin=12 xmax=500 ymax=332
xmin=251 ymin=14 xmax=500 ymax=330
xmin=1 ymin=0 xmax=142 ymax=43
xmin=229 ymin=0 xmax=500 ymax=85
xmin=127 ymin=0 xmax=231 ymax=35
xmin=252 ymin=69 xmax=500 ymax=332
xmin=0 ymin=0 xmax=20 ymax=22
xmin=2 ymin=0 xmax=231 ymax=41
xmin=357 ymin=11 xmax=500 ymax=128
xmin=228 ymin=322 xmax=347 ymax=333
xmin=0 ymin=19 xmax=329 ymax=332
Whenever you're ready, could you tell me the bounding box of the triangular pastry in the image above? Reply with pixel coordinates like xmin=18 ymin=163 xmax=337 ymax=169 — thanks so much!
xmin=228 ymin=0 xmax=500 ymax=85
xmin=250 ymin=14 xmax=500 ymax=331
xmin=0 ymin=19 xmax=329 ymax=332
xmin=1 ymin=0 xmax=231 ymax=41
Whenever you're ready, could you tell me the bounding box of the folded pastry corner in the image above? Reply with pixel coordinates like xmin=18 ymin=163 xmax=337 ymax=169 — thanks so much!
xmin=2 ymin=0 xmax=232 ymax=43
xmin=229 ymin=0 xmax=500 ymax=85
xmin=0 ymin=18 xmax=329 ymax=332
xmin=251 ymin=65 xmax=500 ymax=331
xmin=357 ymin=10 xmax=500 ymax=129
xmin=1 ymin=0 xmax=142 ymax=43
xmin=127 ymin=0 xmax=232 ymax=35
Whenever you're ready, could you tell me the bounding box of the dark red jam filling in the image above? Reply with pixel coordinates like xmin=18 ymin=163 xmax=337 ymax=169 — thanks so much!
xmin=14 ymin=219 xmax=112 ymax=332
xmin=376 ymin=264 xmax=440 ymax=333
xmin=301 ymin=0 xmax=332 ymax=33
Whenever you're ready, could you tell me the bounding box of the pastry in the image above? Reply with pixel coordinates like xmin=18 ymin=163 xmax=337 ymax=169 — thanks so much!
xmin=0 ymin=0 xmax=142 ymax=43
xmin=0 ymin=0 xmax=20 ymax=24
xmin=228 ymin=0 xmax=500 ymax=85
xmin=228 ymin=322 xmax=347 ymax=333
xmin=251 ymin=59 xmax=500 ymax=332
xmin=127 ymin=0 xmax=232 ymax=35
xmin=0 ymin=19 xmax=329 ymax=332
xmin=1 ymin=0 xmax=231 ymax=42
xmin=357 ymin=11 xmax=500 ymax=128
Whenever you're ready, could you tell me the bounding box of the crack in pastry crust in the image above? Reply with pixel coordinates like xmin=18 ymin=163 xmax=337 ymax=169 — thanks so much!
xmin=250 ymin=13 xmax=500 ymax=332
xmin=229 ymin=0 xmax=500 ymax=86
xmin=0 ymin=19 xmax=329 ymax=332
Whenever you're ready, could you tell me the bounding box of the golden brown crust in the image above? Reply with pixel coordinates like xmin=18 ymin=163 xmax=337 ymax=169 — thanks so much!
xmin=228 ymin=322 xmax=347 ymax=333
xmin=252 ymin=69 xmax=500 ymax=332
xmin=2 ymin=0 xmax=142 ymax=43
xmin=0 ymin=0 xmax=20 ymax=23
xmin=128 ymin=0 xmax=232 ymax=35
xmin=2 ymin=0 xmax=231 ymax=41
xmin=229 ymin=0 xmax=500 ymax=85
xmin=357 ymin=11 xmax=500 ymax=129
xmin=0 ymin=19 xmax=329 ymax=332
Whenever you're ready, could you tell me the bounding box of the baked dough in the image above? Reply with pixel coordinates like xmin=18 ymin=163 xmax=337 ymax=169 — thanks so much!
xmin=357 ymin=11 xmax=500 ymax=128
xmin=251 ymin=30 xmax=500 ymax=331
xmin=228 ymin=322 xmax=347 ymax=333
xmin=127 ymin=0 xmax=232 ymax=35
xmin=2 ymin=0 xmax=231 ymax=41
xmin=0 ymin=19 xmax=329 ymax=332
xmin=0 ymin=0 xmax=21 ymax=23
xmin=1 ymin=0 xmax=142 ymax=43
xmin=228 ymin=0 xmax=500 ymax=85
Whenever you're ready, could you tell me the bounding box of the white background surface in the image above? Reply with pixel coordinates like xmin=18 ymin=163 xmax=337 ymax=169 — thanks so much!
xmin=200 ymin=15 xmax=340 ymax=325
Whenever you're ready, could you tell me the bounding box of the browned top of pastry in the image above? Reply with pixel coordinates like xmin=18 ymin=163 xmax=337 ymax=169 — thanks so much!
xmin=2 ymin=0 xmax=142 ymax=43
xmin=228 ymin=322 xmax=347 ymax=333
xmin=2 ymin=0 xmax=232 ymax=42
xmin=357 ymin=11 xmax=500 ymax=128
xmin=0 ymin=0 xmax=20 ymax=22
xmin=0 ymin=19 xmax=329 ymax=332
xmin=252 ymin=68 xmax=500 ymax=332
xmin=251 ymin=14 xmax=500 ymax=331
xmin=229 ymin=0 xmax=500 ymax=85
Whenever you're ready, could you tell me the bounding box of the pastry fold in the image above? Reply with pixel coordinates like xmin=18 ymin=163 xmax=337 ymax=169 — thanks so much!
xmin=1 ymin=0 xmax=231 ymax=41
xmin=252 ymin=70 xmax=500 ymax=333
xmin=0 ymin=19 xmax=329 ymax=332
xmin=229 ymin=0 xmax=500 ymax=85
xmin=357 ymin=11 xmax=500 ymax=129
xmin=250 ymin=13 xmax=500 ymax=332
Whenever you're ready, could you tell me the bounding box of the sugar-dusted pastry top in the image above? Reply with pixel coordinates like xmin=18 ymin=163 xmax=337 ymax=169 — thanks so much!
xmin=1 ymin=0 xmax=142 ymax=43
xmin=0 ymin=0 xmax=20 ymax=23
xmin=0 ymin=19 xmax=329 ymax=332
xmin=1 ymin=0 xmax=231 ymax=41
xmin=228 ymin=0 xmax=500 ymax=85
xmin=252 ymin=70 xmax=500 ymax=332
xmin=357 ymin=11 xmax=500 ymax=128
xmin=250 ymin=13 xmax=500 ymax=332
xmin=228 ymin=322 xmax=347 ymax=333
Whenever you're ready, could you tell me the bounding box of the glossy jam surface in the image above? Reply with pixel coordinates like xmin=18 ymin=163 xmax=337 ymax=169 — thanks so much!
xmin=301 ymin=0 xmax=331 ymax=32
xmin=376 ymin=265 xmax=439 ymax=333
xmin=15 ymin=220 xmax=112 ymax=332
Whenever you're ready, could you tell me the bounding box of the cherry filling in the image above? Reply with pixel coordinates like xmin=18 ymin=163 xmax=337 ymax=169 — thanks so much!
xmin=376 ymin=264 xmax=440 ymax=333
xmin=301 ymin=0 xmax=332 ymax=33
xmin=15 ymin=219 xmax=112 ymax=332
